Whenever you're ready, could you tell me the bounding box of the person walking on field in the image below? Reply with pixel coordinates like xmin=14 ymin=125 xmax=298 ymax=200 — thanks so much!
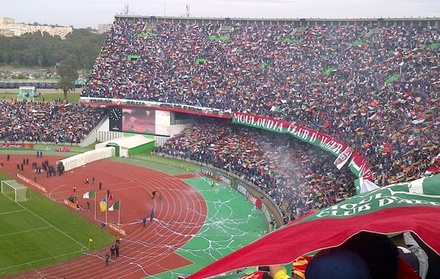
xmin=105 ymin=254 xmax=110 ymax=266
xmin=85 ymin=177 xmax=89 ymax=185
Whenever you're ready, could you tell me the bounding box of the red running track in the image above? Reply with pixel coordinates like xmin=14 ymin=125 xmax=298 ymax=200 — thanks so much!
xmin=1 ymin=154 xmax=207 ymax=279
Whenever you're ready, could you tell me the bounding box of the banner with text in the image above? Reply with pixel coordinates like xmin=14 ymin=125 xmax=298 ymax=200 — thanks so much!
xmin=80 ymin=97 xmax=232 ymax=119
xmin=232 ymin=112 xmax=371 ymax=178
xmin=0 ymin=143 xmax=34 ymax=149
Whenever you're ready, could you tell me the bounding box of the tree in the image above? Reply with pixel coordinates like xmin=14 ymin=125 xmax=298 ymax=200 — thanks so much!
xmin=57 ymin=55 xmax=78 ymax=101
xmin=58 ymin=77 xmax=76 ymax=101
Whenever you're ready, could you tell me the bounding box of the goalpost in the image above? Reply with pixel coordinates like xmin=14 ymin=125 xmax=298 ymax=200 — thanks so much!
xmin=1 ymin=180 xmax=28 ymax=202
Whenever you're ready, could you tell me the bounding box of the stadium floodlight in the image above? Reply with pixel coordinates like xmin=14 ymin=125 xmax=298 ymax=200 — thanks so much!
xmin=1 ymin=180 xmax=28 ymax=202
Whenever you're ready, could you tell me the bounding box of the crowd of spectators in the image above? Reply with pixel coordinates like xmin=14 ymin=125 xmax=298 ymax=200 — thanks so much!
xmin=78 ymin=19 xmax=439 ymax=219
xmin=1 ymin=19 xmax=437 ymax=220
xmin=158 ymin=117 xmax=357 ymax=221
xmin=0 ymin=99 xmax=105 ymax=143
xmin=81 ymin=20 xmax=439 ymax=185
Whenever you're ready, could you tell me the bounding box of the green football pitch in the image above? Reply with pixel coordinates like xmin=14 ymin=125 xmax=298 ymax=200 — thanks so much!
xmin=0 ymin=174 xmax=115 ymax=277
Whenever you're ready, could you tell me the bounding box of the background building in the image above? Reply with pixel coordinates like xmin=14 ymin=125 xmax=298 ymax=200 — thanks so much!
xmin=97 ymin=23 xmax=112 ymax=34
xmin=0 ymin=17 xmax=73 ymax=39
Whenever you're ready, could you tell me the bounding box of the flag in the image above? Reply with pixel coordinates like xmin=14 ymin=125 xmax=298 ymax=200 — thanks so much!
xmin=108 ymin=201 xmax=120 ymax=211
xmin=333 ymin=147 xmax=353 ymax=170
xmin=195 ymin=58 xmax=207 ymax=65
xmin=83 ymin=190 xmax=96 ymax=199
xmin=99 ymin=197 xmax=107 ymax=212
xmin=89 ymin=238 xmax=93 ymax=242
xmin=186 ymin=175 xmax=440 ymax=279
xmin=354 ymin=178 xmax=380 ymax=194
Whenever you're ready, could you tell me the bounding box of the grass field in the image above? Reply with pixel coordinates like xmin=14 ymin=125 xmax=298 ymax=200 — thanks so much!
xmin=1 ymin=91 xmax=80 ymax=103
xmin=0 ymin=173 xmax=115 ymax=277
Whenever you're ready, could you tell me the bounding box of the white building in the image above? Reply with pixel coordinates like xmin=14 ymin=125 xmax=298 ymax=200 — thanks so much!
xmin=98 ymin=23 xmax=112 ymax=34
xmin=0 ymin=17 xmax=73 ymax=39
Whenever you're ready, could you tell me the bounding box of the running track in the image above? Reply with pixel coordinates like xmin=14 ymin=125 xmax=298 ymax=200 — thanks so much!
xmin=2 ymin=154 xmax=207 ymax=279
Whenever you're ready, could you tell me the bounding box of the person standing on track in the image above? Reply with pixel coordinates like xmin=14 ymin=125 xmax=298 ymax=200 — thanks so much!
xmin=115 ymin=242 xmax=120 ymax=257
xmin=110 ymin=245 xmax=116 ymax=258
xmin=150 ymin=208 xmax=155 ymax=222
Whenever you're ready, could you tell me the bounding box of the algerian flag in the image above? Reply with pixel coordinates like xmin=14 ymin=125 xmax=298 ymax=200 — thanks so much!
xmin=108 ymin=201 xmax=120 ymax=211
xmin=83 ymin=190 xmax=96 ymax=199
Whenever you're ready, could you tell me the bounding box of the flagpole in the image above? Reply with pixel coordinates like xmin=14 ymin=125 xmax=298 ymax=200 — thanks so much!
xmin=94 ymin=193 xmax=97 ymax=221
xmin=118 ymin=200 xmax=121 ymax=225
xmin=105 ymin=196 xmax=108 ymax=224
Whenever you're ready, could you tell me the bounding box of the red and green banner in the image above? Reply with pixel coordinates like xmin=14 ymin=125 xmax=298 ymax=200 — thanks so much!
xmin=187 ymin=175 xmax=440 ymax=279
xmin=56 ymin=146 xmax=71 ymax=152
xmin=349 ymin=151 xmax=373 ymax=180
xmin=232 ymin=112 xmax=347 ymax=155
xmin=0 ymin=143 xmax=34 ymax=149
xmin=232 ymin=112 xmax=371 ymax=178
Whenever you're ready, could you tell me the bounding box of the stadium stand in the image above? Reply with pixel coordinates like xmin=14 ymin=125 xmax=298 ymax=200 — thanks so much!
xmin=158 ymin=117 xmax=357 ymax=221
xmin=79 ymin=18 xmax=438 ymax=220
xmin=3 ymin=18 xmax=439 ymax=222
xmin=0 ymin=99 xmax=105 ymax=143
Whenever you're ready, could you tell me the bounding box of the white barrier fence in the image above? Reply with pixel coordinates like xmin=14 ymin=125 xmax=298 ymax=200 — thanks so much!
xmin=59 ymin=147 xmax=115 ymax=172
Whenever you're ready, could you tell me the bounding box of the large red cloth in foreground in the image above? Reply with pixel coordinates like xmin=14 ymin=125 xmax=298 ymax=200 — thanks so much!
xmin=187 ymin=176 xmax=440 ymax=279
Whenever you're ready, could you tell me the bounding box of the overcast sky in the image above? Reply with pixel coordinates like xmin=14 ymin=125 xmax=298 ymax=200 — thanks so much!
xmin=1 ymin=0 xmax=439 ymax=29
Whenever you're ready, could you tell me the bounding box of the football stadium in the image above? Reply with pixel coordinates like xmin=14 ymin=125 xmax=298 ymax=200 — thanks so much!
xmin=1 ymin=14 xmax=439 ymax=279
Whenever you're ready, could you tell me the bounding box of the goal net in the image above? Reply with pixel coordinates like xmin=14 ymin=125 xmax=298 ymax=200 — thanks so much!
xmin=1 ymin=180 xmax=28 ymax=202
